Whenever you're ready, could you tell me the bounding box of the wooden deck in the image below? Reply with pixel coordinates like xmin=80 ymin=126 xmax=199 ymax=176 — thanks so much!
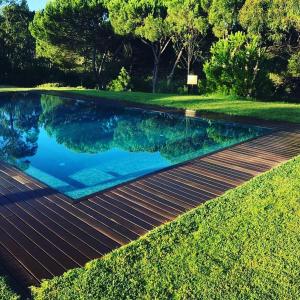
xmin=0 ymin=123 xmax=300 ymax=289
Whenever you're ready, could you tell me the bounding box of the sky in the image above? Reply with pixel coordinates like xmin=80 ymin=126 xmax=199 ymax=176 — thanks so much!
xmin=27 ymin=0 xmax=47 ymax=11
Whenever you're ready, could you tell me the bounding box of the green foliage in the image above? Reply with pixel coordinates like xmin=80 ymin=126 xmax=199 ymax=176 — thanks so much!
xmin=204 ymin=0 xmax=245 ymax=38
xmin=107 ymin=68 xmax=131 ymax=92
xmin=288 ymin=51 xmax=300 ymax=78
xmin=166 ymin=0 xmax=209 ymax=75
xmin=106 ymin=0 xmax=170 ymax=42
xmin=34 ymin=40 xmax=84 ymax=72
xmin=32 ymin=155 xmax=300 ymax=299
xmin=36 ymin=82 xmax=64 ymax=88
xmin=204 ymin=32 xmax=270 ymax=97
xmin=30 ymin=0 xmax=118 ymax=84
xmin=239 ymin=0 xmax=300 ymax=101
xmin=0 ymin=276 xmax=19 ymax=300
xmin=106 ymin=0 xmax=172 ymax=93
xmin=0 ymin=1 xmax=34 ymax=68
xmin=0 ymin=0 xmax=35 ymax=84
xmin=239 ymin=0 xmax=300 ymax=44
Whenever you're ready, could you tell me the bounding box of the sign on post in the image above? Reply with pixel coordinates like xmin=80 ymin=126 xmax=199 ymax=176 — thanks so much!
xmin=187 ymin=75 xmax=198 ymax=86
xmin=187 ymin=75 xmax=198 ymax=94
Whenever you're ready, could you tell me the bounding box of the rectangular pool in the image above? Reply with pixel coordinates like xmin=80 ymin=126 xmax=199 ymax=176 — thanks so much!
xmin=0 ymin=93 xmax=270 ymax=200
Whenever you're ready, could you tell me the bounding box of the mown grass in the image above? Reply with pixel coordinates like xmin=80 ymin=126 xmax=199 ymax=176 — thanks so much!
xmin=69 ymin=89 xmax=300 ymax=123
xmin=1 ymin=87 xmax=300 ymax=123
xmin=32 ymin=156 xmax=300 ymax=300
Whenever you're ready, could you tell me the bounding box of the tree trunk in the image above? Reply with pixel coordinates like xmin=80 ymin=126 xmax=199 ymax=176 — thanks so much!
xmin=152 ymin=46 xmax=161 ymax=94
xmin=92 ymin=46 xmax=96 ymax=75
xmin=146 ymin=39 xmax=170 ymax=93
xmin=248 ymin=50 xmax=261 ymax=97
xmin=187 ymin=45 xmax=192 ymax=76
xmin=167 ymin=47 xmax=184 ymax=87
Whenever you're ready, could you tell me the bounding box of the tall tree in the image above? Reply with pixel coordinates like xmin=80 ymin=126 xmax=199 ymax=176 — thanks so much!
xmin=0 ymin=0 xmax=35 ymax=82
xmin=202 ymin=0 xmax=245 ymax=38
xmin=30 ymin=0 xmax=119 ymax=86
xmin=239 ymin=0 xmax=300 ymax=97
xmin=166 ymin=0 xmax=209 ymax=83
xmin=106 ymin=0 xmax=172 ymax=93
xmin=239 ymin=0 xmax=300 ymax=55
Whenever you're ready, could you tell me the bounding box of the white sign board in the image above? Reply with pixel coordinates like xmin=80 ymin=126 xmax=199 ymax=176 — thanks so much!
xmin=187 ymin=75 xmax=198 ymax=85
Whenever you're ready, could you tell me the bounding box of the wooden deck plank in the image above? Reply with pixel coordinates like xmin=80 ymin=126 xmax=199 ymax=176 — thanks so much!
xmin=121 ymin=185 xmax=187 ymax=213
xmin=86 ymin=196 xmax=150 ymax=233
xmin=104 ymin=191 xmax=167 ymax=224
xmin=0 ymin=183 xmax=83 ymax=272
xmin=114 ymin=187 xmax=176 ymax=219
xmin=0 ymin=173 xmax=99 ymax=262
xmin=0 ymin=241 xmax=39 ymax=287
xmin=0 ymin=165 xmax=125 ymax=248
xmin=0 ymin=126 xmax=299 ymax=290
xmin=0 ymin=165 xmax=119 ymax=252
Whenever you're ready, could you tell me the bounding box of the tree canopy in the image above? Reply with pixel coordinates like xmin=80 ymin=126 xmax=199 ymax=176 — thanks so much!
xmin=106 ymin=0 xmax=172 ymax=92
xmin=30 ymin=0 xmax=120 ymax=86
xmin=0 ymin=0 xmax=36 ymax=84
xmin=166 ymin=0 xmax=209 ymax=80
xmin=0 ymin=0 xmax=299 ymax=99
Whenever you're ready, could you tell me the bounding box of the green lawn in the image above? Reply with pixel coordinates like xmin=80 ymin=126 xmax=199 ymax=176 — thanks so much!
xmin=71 ymin=89 xmax=300 ymax=123
xmin=32 ymin=155 xmax=300 ymax=300
xmin=1 ymin=87 xmax=300 ymax=123
xmin=0 ymin=88 xmax=300 ymax=299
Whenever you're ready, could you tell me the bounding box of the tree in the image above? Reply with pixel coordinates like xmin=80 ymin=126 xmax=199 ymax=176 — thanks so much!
xmin=202 ymin=0 xmax=245 ymax=38
xmin=106 ymin=0 xmax=172 ymax=93
xmin=239 ymin=0 xmax=300 ymax=59
xmin=108 ymin=67 xmax=132 ymax=91
xmin=166 ymin=0 xmax=209 ymax=83
xmin=288 ymin=51 xmax=300 ymax=77
xmin=30 ymin=0 xmax=119 ymax=86
xmin=204 ymin=32 xmax=269 ymax=97
xmin=239 ymin=0 xmax=300 ymax=97
xmin=34 ymin=39 xmax=85 ymax=72
xmin=0 ymin=0 xmax=35 ymax=83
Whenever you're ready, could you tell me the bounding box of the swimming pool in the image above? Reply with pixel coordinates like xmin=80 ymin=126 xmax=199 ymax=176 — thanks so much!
xmin=0 ymin=93 xmax=270 ymax=200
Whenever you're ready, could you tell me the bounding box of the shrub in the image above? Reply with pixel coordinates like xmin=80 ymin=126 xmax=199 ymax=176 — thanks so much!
xmin=204 ymin=32 xmax=270 ymax=98
xmin=36 ymin=82 xmax=64 ymax=88
xmin=0 ymin=276 xmax=19 ymax=300
xmin=107 ymin=68 xmax=131 ymax=92
xmin=156 ymin=79 xmax=186 ymax=94
xmin=288 ymin=51 xmax=300 ymax=78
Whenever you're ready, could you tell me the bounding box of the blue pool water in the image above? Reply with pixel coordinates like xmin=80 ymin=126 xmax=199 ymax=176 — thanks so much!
xmin=0 ymin=93 xmax=269 ymax=200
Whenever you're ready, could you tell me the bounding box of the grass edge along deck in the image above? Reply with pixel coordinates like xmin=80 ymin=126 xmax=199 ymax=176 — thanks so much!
xmin=0 ymin=103 xmax=299 ymax=290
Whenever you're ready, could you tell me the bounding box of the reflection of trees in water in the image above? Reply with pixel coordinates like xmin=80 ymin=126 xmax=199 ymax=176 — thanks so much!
xmin=40 ymin=94 xmax=121 ymax=153
xmin=0 ymin=94 xmax=266 ymax=169
xmin=40 ymin=95 xmax=264 ymax=163
xmin=0 ymin=94 xmax=41 ymax=170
